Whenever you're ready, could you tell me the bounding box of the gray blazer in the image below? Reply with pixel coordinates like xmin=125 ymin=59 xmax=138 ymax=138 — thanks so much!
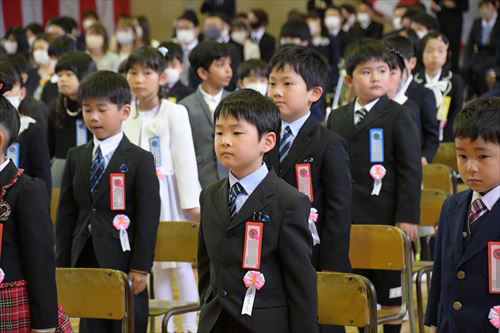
xmin=179 ymin=88 xmax=230 ymax=188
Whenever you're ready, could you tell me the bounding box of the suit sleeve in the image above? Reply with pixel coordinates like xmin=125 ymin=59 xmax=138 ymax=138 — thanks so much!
xmin=17 ymin=177 xmax=58 ymax=329
xmin=27 ymin=124 xmax=52 ymax=195
xmin=197 ymin=189 xmax=210 ymax=304
xmin=47 ymin=101 xmax=56 ymax=159
xmin=420 ymin=87 xmax=440 ymax=162
xmin=463 ymin=22 xmax=477 ymax=66
xmin=319 ymin=134 xmax=352 ymax=272
xmin=279 ymin=193 xmax=318 ymax=333
xmin=394 ymin=109 xmax=422 ymax=224
xmin=56 ymin=149 xmax=78 ymax=267
xmin=130 ymin=151 xmax=161 ymax=272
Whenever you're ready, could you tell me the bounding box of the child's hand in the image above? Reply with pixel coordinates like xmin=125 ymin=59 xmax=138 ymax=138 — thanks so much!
xmin=396 ymin=222 xmax=418 ymax=242
xmin=184 ymin=207 xmax=201 ymax=222
xmin=429 ymin=325 xmax=437 ymax=333
xmin=129 ymin=271 xmax=148 ymax=295
xmin=421 ymin=157 xmax=428 ymax=166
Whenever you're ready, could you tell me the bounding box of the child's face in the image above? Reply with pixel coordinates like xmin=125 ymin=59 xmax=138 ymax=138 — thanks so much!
xmin=57 ymin=70 xmax=80 ymax=99
xmin=423 ymin=37 xmax=448 ymax=74
xmin=268 ymin=64 xmax=322 ymax=123
xmin=348 ymin=59 xmax=390 ymax=105
xmin=456 ymin=137 xmax=500 ymax=193
xmin=126 ymin=64 xmax=166 ymax=101
xmin=239 ymin=74 xmax=268 ymax=95
xmin=387 ymin=66 xmax=403 ymax=99
xmin=199 ymin=57 xmax=232 ymax=89
xmin=82 ymin=98 xmax=130 ymax=140
xmin=215 ymin=114 xmax=275 ymax=179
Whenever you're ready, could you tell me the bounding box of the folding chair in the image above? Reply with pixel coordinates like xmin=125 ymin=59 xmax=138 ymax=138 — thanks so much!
xmin=317 ymin=271 xmax=378 ymax=333
xmin=423 ymin=163 xmax=456 ymax=194
xmin=433 ymin=143 xmax=457 ymax=172
xmin=414 ymin=189 xmax=447 ymax=333
xmin=51 ymin=187 xmax=60 ymax=222
xmin=56 ymin=268 xmax=134 ymax=333
xmin=148 ymin=221 xmax=200 ymax=333
xmin=349 ymin=225 xmax=416 ymax=332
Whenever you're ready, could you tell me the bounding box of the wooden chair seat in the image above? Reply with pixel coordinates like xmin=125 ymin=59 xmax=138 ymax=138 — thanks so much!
xmin=377 ymin=307 xmax=400 ymax=320
xmin=149 ymin=299 xmax=199 ymax=317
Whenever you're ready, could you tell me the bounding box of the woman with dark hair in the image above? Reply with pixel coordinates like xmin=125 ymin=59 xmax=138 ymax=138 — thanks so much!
xmin=3 ymin=27 xmax=30 ymax=58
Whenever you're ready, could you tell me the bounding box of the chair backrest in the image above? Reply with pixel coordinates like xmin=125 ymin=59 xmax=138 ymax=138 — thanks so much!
xmin=423 ymin=163 xmax=455 ymax=194
xmin=51 ymin=187 xmax=60 ymax=222
xmin=317 ymin=272 xmax=377 ymax=332
xmin=56 ymin=268 xmax=133 ymax=332
xmin=433 ymin=143 xmax=457 ymax=171
xmin=154 ymin=221 xmax=199 ymax=263
xmin=420 ymin=189 xmax=448 ymax=227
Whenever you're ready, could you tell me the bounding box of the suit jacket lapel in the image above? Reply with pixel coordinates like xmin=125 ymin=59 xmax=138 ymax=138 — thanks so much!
xmin=353 ymin=96 xmax=392 ymax=135
xmin=213 ymin=178 xmax=231 ymax=227
xmin=447 ymin=192 xmax=470 ymax=266
xmin=195 ymin=89 xmax=214 ymax=128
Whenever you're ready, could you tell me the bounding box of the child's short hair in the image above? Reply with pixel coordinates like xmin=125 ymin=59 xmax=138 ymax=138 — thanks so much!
xmin=46 ymin=16 xmax=73 ymax=35
xmin=453 ymin=97 xmax=500 ymax=144
xmin=48 ymin=35 xmax=77 ymax=58
xmin=123 ymin=46 xmax=167 ymax=73
xmin=157 ymin=41 xmax=183 ymax=64
xmin=412 ymin=12 xmax=440 ymax=31
xmin=344 ymin=38 xmax=391 ymax=76
xmin=237 ymin=59 xmax=267 ymax=81
xmin=387 ymin=48 xmax=406 ymax=72
xmin=280 ymin=19 xmax=311 ymax=44
xmin=0 ymin=65 xmax=21 ymax=147
xmin=78 ymin=70 xmax=132 ymax=109
xmin=5 ymin=54 xmax=27 ymax=82
xmin=55 ymin=51 xmax=97 ymax=81
xmin=178 ymin=9 xmax=199 ymax=27
xmin=214 ymin=89 xmax=280 ymax=139
xmin=189 ymin=42 xmax=230 ymax=80
xmin=384 ymin=35 xmax=414 ymax=60
xmin=270 ymin=44 xmax=330 ymax=90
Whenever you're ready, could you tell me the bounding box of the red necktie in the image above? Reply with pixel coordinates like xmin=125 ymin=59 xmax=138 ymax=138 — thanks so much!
xmin=468 ymin=198 xmax=488 ymax=225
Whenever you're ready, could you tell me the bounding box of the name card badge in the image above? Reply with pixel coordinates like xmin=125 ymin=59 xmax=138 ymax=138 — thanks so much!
xmin=6 ymin=143 xmax=20 ymax=167
xmin=113 ymin=214 xmax=131 ymax=252
xmin=296 ymin=163 xmax=314 ymax=202
xmin=242 ymin=222 xmax=263 ymax=270
xmin=149 ymin=136 xmax=162 ymax=167
xmin=110 ymin=173 xmax=126 ymax=211
xmin=488 ymin=242 xmax=500 ymax=294
xmin=370 ymin=128 xmax=384 ymax=163
xmin=76 ymin=119 xmax=88 ymax=146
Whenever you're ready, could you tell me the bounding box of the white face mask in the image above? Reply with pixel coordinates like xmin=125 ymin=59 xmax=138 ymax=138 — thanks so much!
xmin=231 ymin=31 xmax=247 ymax=45
xmin=165 ymin=68 xmax=180 ymax=85
xmin=5 ymin=95 xmax=21 ymax=110
xmin=116 ymin=30 xmax=134 ymax=45
xmin=308 ymin=22 xmax=321 ymax=36
xmin=325 ymin=16 xmax=341 ymax=30
xmin=244 ymin=82 xmax=268 ymax=96
xmin=3 ymin=40 xmax=17 ymax=54
xmin=33 ymin=49 xmax=51 ymax=66
xmin=220 ymin=28 xmax=230 ymax=42
xmin=392 ymin=17 xmax=402 ymax=30
xmin=176 ymin=29 xmax=195 ymax=44
xmin=357 ymin=13 xmax=371 ymax=29
xmin=86 ymin=35 xmax=104 ymax=49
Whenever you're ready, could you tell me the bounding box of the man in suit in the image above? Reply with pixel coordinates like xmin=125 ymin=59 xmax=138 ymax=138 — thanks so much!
xmin=56 ymin=71 xmax=160 ymax=333
xmin=198 ymin=89 xmax=318 ymax=333
xmin=425 ymin=97 xmax=500 ymax=333
xmin=349 ymin=0 xmax=384 ymax=40
xmin=248 ymin=9 xmax=276 ymax=62
xmin=179 ymin=42 xmax=232 ymax=188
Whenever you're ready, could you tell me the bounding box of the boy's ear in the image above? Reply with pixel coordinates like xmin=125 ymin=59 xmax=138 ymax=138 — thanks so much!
xmin=262 ymin=131 xmax=277 ymax=153
xmin=344 ymin=75 xmax=353 ymax=86
xmin=308 ymin=86 xmax=323 ymax=103
xmin=159 ymin=70 xmax=168 ymax=86
xmin=120 ymin=104 xmax=131 ymax=121
xmin=20 ymin=86 xmax=27 ymax=102
xmin=197 ymin=67 xmax=209 ymax=81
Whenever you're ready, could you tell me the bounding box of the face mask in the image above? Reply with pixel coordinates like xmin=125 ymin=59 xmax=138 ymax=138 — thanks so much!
xmin=416 ymin=30 xmax=427 ymax=39
xmin=83 ymin=19 xmax=95 ymax=30
xmin=116 ymin=30 xmax=134 ymax=44
xmin=5 ymin=95 xmax=21 ymax=110
xmin=357 ymin=13 xmax=371 ymax=29
xmin=325 ymin=16 xmax=341 ymax=30
xmin=33 ymin=49 xmax=51 ymax=66
xmin=27 ymin=35 xmax=36 ymax=47
xmin=3 ymin=40 xmax=17 ymax=54
xmin=392 ymin=17 xmax=402 ymax=30
xmin=244 ymin=82 xmax=268 ymax=96
xmin=176 ymin=29 xmax=195 ymax=44
xmin=231 ymin=31 xmax=247 ymax=44
xmin=308 ymin=23 xmax=320 ymax=35
xmin=86 ymin=35 xmax=104 ymax=49
xmin=220 ymin=28 xmax=230 ymax=41
xmin=204 ymin=27 xmax=221 ymax=41
xmin=165 ymin=68 xmax=180 ymax=85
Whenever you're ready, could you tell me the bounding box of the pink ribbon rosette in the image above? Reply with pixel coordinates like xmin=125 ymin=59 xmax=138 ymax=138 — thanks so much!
xmin=489 ymin=306 xmax=500 ymax=331
xmin=156 ymin=167 xmax=166 ymax=182
xmin=0 ymin=268 xmax=4 ymax=284
xmin=370 ymin=164 xmax=386 ymax=196
xmin=113 ymin=214 xmax=131 ymax=252
xmin=308 ymin=208 xmax=320 ymax=246
xmin=241 ymin=271 xmax=265 ymax=316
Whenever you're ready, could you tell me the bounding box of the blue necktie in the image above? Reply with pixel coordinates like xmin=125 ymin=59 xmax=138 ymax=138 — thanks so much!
xmin=229 ymin=182 xmax=245 ymax=218
xmin=279 ymin=125 xmax=293 ymax=163
xmin=90 ymin=146 xmax=105 ymax=197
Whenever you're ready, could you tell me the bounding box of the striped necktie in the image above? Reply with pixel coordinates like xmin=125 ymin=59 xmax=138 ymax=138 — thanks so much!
xmin=279 ymin=125 xmax=293 ymax=163
xmin=229 ymin=182 xmax=245 ymax=218
xmin=90 ymin=146 xmax=105 ymax=197
xmin=468 ymin=198 xmax=488 ymax=225
xmin=355 ymin=108 xmax=368 ymax=125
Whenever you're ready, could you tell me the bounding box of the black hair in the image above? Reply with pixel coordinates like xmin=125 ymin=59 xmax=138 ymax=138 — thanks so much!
xmin=55 ymin=51 xmax=97 ymax=81
xmin=480 ymin=0 xmax=497 ymax=6
xmin=178 ymin=9 xmax=199 ymax=27
xmin=0 ymin=58 xmax=22 ymax=89
xmin=339 ymin=4 xmax=356 ymax=15
xmin=0 ymin=64 xmax=21 ymax=148
xmin=24 ymin=22 xmax=44 ymax=35
xmin=387 ymin=48 xmax=406 ymax=72
xmin=157 ymin=41 xmax=183 ymax=63
xmin=269 ymin=44 xmax=330 ymax=90
xmin=453 ymin=97 xmax=500 ymax=144
xmin=207 ymin=12 xmax=232 ymax=26
xmin=417 ymin=30 xmax=451 ymax=74
xmin=6 ymin=54 xmax=29 ymax=77
xmin=118 ymin=59 xmax=127 ymax=75
xmin=48 ymin=35 xmax=77 ymax=58
xmin=214 ymin=89 xmax=280 ymax=139
xmin=137 ymin=16 xmax=152 ymax=46
xmin=412 ymin=12 xmax=440 ymax=31
xmin=398 ymin=28 xmax=419 ymax=56
xmin=358 ymin=0 xmax=373 ymax=9
xmin=384 ymin=35 xmax=414 ymax=59
xmin=78 ymin=70 xmax=131 ymax=109
xmin=46 ymin=16 xmax=73 ymax=34
xmin=82 ymin=10 xmax=99 ymax=21
xmin=250 ymin=9 xmax=269 ymax=26
xmin=4 ymin=27 xmax=30 ymax=57
xmin=123 ymin=46 xmax=167 ymax=73
xmin=344 ymin=38 xmax=391 ymax=76
xmin=280 ymin=19 xmax=311 ymax=44
xmin=60 ymin=16 xmax=78 ymax=32
xmin=189 ymin=42 xmax=230 ymax=79
xmin=237 ymin=59 xmax=267 ymax=81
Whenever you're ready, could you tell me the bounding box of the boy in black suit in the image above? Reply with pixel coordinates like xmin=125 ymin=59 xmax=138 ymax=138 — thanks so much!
xmin=425 ymin=97 xmax=500 ymax=333
xmin=327 ymin=39 xmax=422 ymax=333
xmin=198 ymin=89 xmax=318 ymax=333
xmin=56 ymin=71 xmax=161 ymax=333
xmin=158 ymin=41 xmax=194 ymax=103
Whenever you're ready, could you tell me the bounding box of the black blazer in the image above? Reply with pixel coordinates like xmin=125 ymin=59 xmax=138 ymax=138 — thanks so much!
xmin=405 ymin=80 xmax=440 ymax=162
xmin=259 ymin=32 xmax=276 ymax=62
xmin=0 ymin=160 xmax=57 ymax=329
xmin=464 ymin=17 xmax=500 ymax=66
xmin=56 ymin=135 xmax=161 ymax=273
xmin=20 ymin=95 xmax=49 ymax=131
xmin=265 ymin=115 xmax=352 ymax=272
xmin=425 ymin=190 xmax=500 ymax=332
xmin=327 ymin=96 xmax=422 ymax=225
xmin=163 ymin=80 xmax=194 ymax=103
xmin=198 ymin=169 xmax=318 ymax=333
xmin=350 ymin=21 xmax=384 ymax=40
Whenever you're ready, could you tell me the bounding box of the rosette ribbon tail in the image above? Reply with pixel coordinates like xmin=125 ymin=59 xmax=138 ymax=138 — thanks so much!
xmin=241 ymin=271 xmax=265 ymax=316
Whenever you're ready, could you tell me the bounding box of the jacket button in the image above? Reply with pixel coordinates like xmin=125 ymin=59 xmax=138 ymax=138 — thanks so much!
xmin=92 ymin=208 xmax=96 ymax=213
xmin=220 ymin=290 xmax=228 ymax=297
xmin=453 ymin=301 xmax=462 ymax=311
xmin=462 ymin=231 xmax=468 ymax=238
xmin=456 ymin=271 xmax=465 ymax=280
